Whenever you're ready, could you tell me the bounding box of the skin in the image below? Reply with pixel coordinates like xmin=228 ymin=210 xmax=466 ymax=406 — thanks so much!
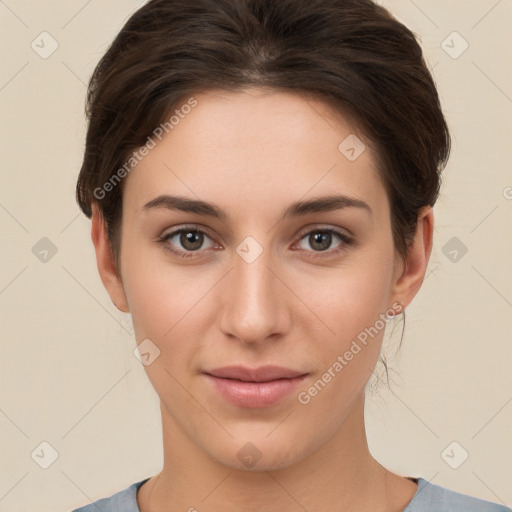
xmin=91 ymin=87 xmax=433 ymax=512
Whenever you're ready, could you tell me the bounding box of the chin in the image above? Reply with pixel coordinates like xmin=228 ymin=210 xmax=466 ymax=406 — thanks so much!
xmin=203 ymin=430 xmax=318 ymax=473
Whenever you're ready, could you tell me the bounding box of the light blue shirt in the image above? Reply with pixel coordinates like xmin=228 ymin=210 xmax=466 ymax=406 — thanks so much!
xmin=71 ymin=476 xmax=511 ymax=511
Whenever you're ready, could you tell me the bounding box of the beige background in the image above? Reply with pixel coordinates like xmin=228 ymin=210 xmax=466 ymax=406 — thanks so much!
xmin=0 ymin=0 xmax=511 ymax=510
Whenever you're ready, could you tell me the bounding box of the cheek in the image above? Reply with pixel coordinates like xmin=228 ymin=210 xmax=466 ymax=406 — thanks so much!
xmin=293 ymin=251 xmax=395 ymax=399
xmin=120 ymin=228 xmax=206 ymax=336
xmin=121 ymin=260 xmax=210 ymax=404
xmin=294 ymin=264 xmax=394 ymax=416
xmin=294 ymin=255 xmax=394 ymax=342
xmin=120 ymin=247 xmax=224 ymax=395
xmin=125 ymin=267 xmax=212 ymax=344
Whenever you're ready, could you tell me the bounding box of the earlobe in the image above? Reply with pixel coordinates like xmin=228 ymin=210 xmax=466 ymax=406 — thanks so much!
xmin=391 ymin=206 xmax=434 ymax=310
xmin=90 ymin=203 xmax=130 ymax=313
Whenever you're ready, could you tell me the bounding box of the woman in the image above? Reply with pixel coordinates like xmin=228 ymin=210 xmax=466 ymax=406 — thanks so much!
xmin=72 ymin=0 xmax=510 ymax=510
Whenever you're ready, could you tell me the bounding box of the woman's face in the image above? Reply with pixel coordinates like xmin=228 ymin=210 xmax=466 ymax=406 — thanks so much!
xmin=110 ymin=88 xmax=410 ymax=470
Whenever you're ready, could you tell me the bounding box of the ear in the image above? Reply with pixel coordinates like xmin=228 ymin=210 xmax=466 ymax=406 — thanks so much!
xmin=90 ymin=203 xmax=130 ymax=313
xmin=391 ymin=205 xmax=434 ymax=310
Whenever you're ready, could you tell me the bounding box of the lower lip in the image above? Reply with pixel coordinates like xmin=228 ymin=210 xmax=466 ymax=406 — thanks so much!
xmin=204 ymin=374 xmax=308 ymax=408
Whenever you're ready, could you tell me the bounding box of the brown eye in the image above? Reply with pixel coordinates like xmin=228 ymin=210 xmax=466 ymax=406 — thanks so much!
xmin=159 ymin=226 xmax=217 ymax=258
xmin=308 ymin=232 xmax=332 ymax=251
xmin=295 ymin=228 xmax=354 ymax=257
xmin=179 ymin=230 xmax=204 ymax=251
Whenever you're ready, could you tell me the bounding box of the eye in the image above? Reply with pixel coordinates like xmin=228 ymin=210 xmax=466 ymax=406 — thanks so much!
xmin=158 ymin=225 xmax=219 ymax=258
xmin=157 ymin=225 xmax=354 ymax=260
xmin=294 ymin=228 xmax=354 ymax=257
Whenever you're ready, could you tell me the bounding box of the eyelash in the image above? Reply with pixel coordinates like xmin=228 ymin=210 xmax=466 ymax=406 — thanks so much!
xmin=157 ymin=224 xmax=355 ymax=260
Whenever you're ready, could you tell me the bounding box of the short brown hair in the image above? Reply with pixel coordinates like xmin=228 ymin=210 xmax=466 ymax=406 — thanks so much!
xmin=76 ymin=0 xmax=450 ymax=272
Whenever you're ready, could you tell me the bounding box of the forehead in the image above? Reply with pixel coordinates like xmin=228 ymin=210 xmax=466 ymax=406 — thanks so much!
xmin=123 ymin=87 xmax=389 ymax=221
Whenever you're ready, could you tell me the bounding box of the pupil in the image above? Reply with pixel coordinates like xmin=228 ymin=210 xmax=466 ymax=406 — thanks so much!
xmin=311 ymin=232 xmax=331 ymax=251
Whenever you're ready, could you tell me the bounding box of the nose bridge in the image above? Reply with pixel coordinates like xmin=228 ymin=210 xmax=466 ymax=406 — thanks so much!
xmin=219 ymin=238 xmax=288 ymax=343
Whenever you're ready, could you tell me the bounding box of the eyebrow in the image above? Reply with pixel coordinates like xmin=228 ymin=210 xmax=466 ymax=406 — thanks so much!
xmin=142 ymin=194 xmax=372 ymax=220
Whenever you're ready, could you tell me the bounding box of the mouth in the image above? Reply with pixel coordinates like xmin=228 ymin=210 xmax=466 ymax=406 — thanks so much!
xmin=204 ymin=365 xmax=308 ymax=382
xmin=203 ymin=365 xmax=309 ymax=408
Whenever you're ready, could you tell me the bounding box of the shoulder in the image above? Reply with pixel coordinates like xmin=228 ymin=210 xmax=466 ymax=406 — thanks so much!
xmin=70 ymin=478 xmax=150 ymax=512
xmin=405 ymin=477 xmax=511 ymax=512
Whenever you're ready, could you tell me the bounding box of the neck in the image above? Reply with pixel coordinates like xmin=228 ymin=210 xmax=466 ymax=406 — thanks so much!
xmin=138 ymin=393 xmax=416 ymax=512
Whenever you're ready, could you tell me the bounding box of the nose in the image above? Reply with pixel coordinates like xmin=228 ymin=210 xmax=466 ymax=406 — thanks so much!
xmin=217 ymin=242 xmax=291 ymax=346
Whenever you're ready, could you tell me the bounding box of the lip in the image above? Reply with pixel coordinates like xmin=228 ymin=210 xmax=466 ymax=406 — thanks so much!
xmin=203 ymin=365 xmax=309 ymax=408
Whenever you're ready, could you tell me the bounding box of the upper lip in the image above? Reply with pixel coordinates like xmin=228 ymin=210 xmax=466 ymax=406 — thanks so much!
xmin=204 ymin=365 xmax=308 ymax=382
